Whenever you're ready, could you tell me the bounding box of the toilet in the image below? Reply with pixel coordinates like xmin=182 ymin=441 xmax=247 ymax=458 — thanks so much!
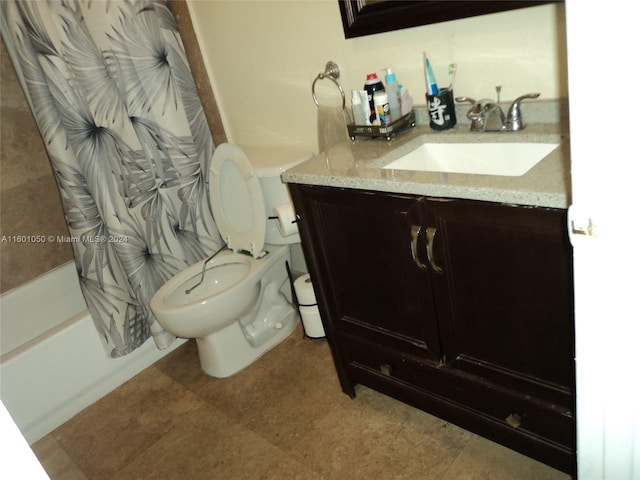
xmin=150 ymin=143 xmax=313 ymax=377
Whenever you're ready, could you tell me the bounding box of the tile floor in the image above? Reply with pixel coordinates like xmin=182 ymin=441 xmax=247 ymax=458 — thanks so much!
xmin=32 ymin=325 xmax=571 ymax=479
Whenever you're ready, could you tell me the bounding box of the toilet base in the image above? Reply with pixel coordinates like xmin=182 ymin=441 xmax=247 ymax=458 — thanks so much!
xmin=195 ymin=308 xmax=298 ymax=378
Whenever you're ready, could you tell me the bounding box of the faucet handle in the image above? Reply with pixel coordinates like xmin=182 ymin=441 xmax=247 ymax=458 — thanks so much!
xmin=512 ymin=92 xmax=540 ymax=104
xmin=455 ymin=97 xmax=484 ymax=130
xmin=456 ymin=97 xmax=486 ymax=130
xmin=505 ymin=93 xmax=540 ymax=131
xmin=455 ymin=97 xmax=482 ymax=118
xmin=455 ymin=96 xmax=476 ymax=105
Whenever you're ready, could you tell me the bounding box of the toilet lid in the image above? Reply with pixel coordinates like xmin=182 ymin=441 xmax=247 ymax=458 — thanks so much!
xmin=210 ymin=143 xmax=266 ymax=258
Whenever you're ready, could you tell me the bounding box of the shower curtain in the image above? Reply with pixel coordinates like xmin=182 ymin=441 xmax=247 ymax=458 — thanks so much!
xmin=1 ymin=0 xmax=222 ymax=357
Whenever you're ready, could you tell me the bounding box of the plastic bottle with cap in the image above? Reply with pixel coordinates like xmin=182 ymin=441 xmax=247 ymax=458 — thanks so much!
xmin=351 ymin=90 xmax=369 ymax=125
xmin=374 ymin=91 xmax=392 ymax=127
xmin=364 ymin=73 xmax=385 ymax=124
xmin=383 ymin=67 xmax=403 ymax=121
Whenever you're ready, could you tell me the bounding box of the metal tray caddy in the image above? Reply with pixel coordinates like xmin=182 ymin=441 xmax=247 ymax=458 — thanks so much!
xmin=347 ymin=110 xmax=415 ymax=141
xmin=312 ymin=61 xmax=415 ymax=142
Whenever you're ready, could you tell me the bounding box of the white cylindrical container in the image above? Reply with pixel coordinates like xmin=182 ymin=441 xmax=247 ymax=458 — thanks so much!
xmin=374 ymin=92 xmax=392 ymax=127
xmin=351 ymin=90 xmax=369 ymax=126
xmin=294 ymin=274 xmax=325 ymax=338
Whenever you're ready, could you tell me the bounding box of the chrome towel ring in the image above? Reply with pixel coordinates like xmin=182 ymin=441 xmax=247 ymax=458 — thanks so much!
xmin=312 ymin=61 xmax=346 ymax=110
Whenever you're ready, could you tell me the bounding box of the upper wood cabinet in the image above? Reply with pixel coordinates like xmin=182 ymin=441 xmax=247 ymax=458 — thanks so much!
xmin=338 ymin=1 xmax=562 ymax=38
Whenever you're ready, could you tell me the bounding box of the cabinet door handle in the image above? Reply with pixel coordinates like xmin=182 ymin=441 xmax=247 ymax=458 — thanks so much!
xmin=505 ymin=412 xmax=523 ymax=429
xmin=410 ymin=225 xmax=427 ymax=269
xmin=426 ymin=227 xmax=444 ymax=273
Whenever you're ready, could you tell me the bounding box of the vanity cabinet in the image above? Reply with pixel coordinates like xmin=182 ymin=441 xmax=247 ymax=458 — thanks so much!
xmin=288 ymin=184 xmax=575 ymax=474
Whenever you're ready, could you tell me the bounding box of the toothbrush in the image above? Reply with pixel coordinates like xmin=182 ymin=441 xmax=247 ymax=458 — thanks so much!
xmin=447 ymin=63 xmax=457 ymax=90
xmin=424 ymin=52 xmax=439 ymax=95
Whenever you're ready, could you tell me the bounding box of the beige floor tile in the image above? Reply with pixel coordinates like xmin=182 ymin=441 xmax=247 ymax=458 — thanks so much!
xmin=152 ymin=338 xmax=205 ymax=385
xmin=50 ymin=367 xmax=207 ymax=480
xmin=115 ymin=403 xmax=322 ymax=480
xmin=31 ymin=435 xmax=89 ymax=480
xmin=290 ymin=385 xmax=473 ymax=479
xmin=440 ymin=434 xmax=572 ymax=480
xmin=157 ymin=330 xmax=345 ymax=453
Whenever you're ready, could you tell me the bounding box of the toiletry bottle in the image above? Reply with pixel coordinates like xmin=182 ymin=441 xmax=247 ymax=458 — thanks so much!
xmin=374 ymin=91 xmax=392 ymax=127
xmin=351 ymin=90 xmax=369 ymax=125
xmin=383 ymin=67 xmax=403 ymax=121
xmin=364 ymin=73 xmax=385 ymax=124
xmin=359 ymin=91 xmax=370 ymax=125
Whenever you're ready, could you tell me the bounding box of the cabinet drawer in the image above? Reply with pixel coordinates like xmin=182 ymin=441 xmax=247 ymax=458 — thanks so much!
xmin=336 ymin=331 xmax=442 ymax=392
xmin=443 ymin=368 xmax=575 ymax=450
xmin=336 ymin=332 xmax=575 ymax=469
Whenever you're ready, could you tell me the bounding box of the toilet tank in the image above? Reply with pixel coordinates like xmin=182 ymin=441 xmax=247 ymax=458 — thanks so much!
xmin=240 ymin=146 xmax=313 ymax=245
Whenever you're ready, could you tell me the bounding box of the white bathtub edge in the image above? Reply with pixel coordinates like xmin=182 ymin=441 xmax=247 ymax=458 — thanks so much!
xmin=0 ymin=316 xmax=186 ymax=445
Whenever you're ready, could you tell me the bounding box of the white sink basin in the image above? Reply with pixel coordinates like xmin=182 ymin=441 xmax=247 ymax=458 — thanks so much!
xmin=383 ymin=142 xmax=560 ymax=177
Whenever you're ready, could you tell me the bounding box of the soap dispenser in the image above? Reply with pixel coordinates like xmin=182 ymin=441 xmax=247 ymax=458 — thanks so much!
xmin=383 ymin=67 xmax=402 ymax=121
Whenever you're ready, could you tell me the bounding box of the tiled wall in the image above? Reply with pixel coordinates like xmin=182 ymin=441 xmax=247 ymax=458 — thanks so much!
xmin=0 ymin=39 xmax=73 ymax=294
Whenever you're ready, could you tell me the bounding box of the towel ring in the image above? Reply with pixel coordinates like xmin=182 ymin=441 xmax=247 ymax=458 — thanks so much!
xmin=312 ymin=61 xmax=346 ymax=110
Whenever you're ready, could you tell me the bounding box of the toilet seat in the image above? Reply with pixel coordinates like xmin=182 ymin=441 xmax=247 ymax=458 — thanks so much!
xmin=210 ymin=144 xmax=266 ymax=258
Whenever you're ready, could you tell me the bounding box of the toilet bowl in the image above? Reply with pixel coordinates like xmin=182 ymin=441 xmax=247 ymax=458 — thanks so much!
xmin=150 ymin=143 xmax=312 ymax=377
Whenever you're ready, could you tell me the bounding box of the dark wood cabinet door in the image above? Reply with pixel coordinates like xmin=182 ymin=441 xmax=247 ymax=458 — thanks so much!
xmin=427 ymin=199 xmax=575 ymax=403
xmin=292 ymin=185 xmax=442 ymax=362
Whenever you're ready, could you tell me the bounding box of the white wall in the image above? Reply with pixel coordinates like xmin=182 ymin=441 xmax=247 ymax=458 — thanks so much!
xmin=187 ymin=1 xmax=566 ymax=153
xmin=565 ymin=0 xmax=640 ymax=477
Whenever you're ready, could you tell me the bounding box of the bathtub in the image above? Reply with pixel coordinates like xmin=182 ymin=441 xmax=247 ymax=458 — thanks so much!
xmin=0 ymin=261 xmax=185 ymax=444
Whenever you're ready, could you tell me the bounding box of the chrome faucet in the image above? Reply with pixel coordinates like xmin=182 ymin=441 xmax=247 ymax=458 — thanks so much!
xmin=456 ymin=86 xmax=540 ymax=132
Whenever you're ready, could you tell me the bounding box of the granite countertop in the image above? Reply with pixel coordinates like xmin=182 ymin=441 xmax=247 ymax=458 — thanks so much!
xmin=283 ymin=103 xmax=571 ymax=209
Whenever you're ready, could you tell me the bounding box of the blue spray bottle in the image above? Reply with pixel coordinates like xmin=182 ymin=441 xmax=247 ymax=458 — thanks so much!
xmin=383 ymin=67 xmax=403 ymax=121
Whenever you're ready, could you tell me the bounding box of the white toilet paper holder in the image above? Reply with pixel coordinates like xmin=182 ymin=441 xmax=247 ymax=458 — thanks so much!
xmin=288 ymin=267 xmax=325 ymax=339
xmin=267 ymin=214 xmax=299 ymax=224
xmin=268 ymin=206 xmax=300 ymax=238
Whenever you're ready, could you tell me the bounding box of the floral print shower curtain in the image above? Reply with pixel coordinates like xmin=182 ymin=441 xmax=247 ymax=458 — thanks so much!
xmin=1 ymin=0 xmax=222 ymax=356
